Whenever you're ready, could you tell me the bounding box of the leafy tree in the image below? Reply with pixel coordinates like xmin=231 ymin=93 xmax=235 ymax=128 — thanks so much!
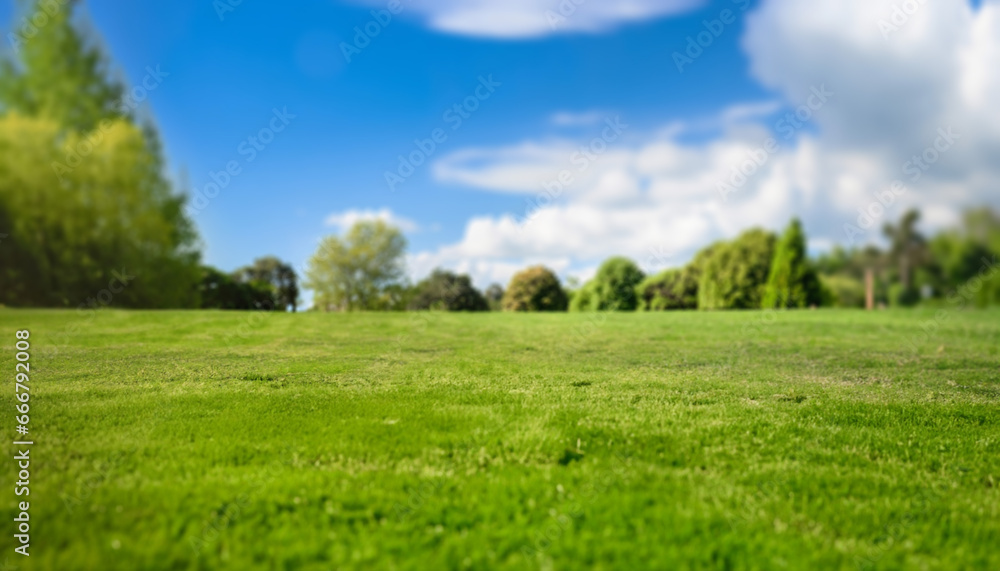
xmin=819 ymin=274 xmax=866 ymax=308
xmin=928 ymin=232 xmax=996 ymax=306
xmin=762 ymin=219 xmax=822 ymax=308
xmin=304 ymin=220 xmax=407 ymax=311
xmin=0 ymin=0 xmax=201 ymax=308
xmin=234 ymin=256 xmax=299 ymax=311
xmin=375 ymin=283 xmax=414 ymax=311
xmin=502 ymin=266 xmax=567 ymax=311
xmin=636 ymin=247 xmax=714 ymax=311
xmin=408 ymin=269 xmax=488 ymax=311
xmin=1 ymin=0 xmax=125 ymax=132
xmin=199 ymin=266 xmax=275 ymax=310
xmin=698 ymin=229 xmax=777 ymax=310
xmin=928 ymin=207 xmax=1000 ymax=306
xmin=484 ymin=283 xmax=504 ymax=311
xmin=883 ymin=209 xmax=928 ymax=305
xmin=570 ymin=257 xmax=645 ymax=311
xmin=637 ymin=268 xmax=696 ymax=310
xmin=959 ymin=207 xmax=1000 ymax=257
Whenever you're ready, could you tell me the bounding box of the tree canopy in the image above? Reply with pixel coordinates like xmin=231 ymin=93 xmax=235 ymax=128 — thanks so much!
xmin=234 ymin=256 xmax=299 ymax=311
xmin=502 ymin=266 xmax=568 ymax=311
xmin=570 ymin=257 xmax=645 ymax=311
xmin=698 ymin=229 xmax=777 ymax=310
xmin=0 ymin=0 xmax=201 ymax=308
xmin=304 ymin=220 xmax=407 ymax=311
xmin=408 ymin=269 xmax=488 ymax=311
xmin=762 ymin=219 xmax=822 ymax=308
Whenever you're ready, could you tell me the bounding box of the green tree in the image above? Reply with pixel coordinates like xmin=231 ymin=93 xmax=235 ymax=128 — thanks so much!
xmin=484 ymin=283 xmax=504 ymax=311
xmin=199 ymin=266 xmax=275 ymax=310
xmin=636 ymin=247 xmax=714 ymax=311
xmin=234 ymin=256 xmax=299 ymax=311
xmin=0 ymin=0 xmax=201 ymax=308
xmin=962 ymin=207 xmax=1000 ymax=254
xmin=698 ymin=229 xmax=777 ymax=310
xmin=929 ymin=232 xmax=996 ymax=306
xmin=819 ymin=274 xmax=866 ymax=308
xmin=408 ymin=269 xmax=488 ymax=311
xmin=883 ymin=209 xmax=928 ymax=305
xmin=502 ymin=266 xmax=567 ymax=311
xmin=762 ymin=219 xmax=822 ymax=308
xmin=571 ymin=257 xmax=645 ymax=311
xmin=304 ymin=220 xmax=407 ymax=311
xmin=1 ymin=0 xmax=125 ymax=132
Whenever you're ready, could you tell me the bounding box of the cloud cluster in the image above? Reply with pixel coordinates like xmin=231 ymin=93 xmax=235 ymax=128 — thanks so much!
xmin=410 ymin=0 xmax=1000 ymax=288
xmin=324 ymin=208 xmax=420 ymax=233
xmin=349 ymin=0 xmax=703 ymax=39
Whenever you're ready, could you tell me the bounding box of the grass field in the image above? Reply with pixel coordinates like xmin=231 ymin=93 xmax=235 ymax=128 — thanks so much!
xmin=1 ymin=308 xmax=999 ymax=570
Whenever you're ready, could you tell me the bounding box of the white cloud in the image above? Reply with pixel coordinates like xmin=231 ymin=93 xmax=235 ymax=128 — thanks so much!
xmin=350 ymin=0 xmax=704 ymax=39
xmin=324 ymin=208 xmax=420 ymax=233
xmin=410 ymin=0 xmax=1000 ymax=288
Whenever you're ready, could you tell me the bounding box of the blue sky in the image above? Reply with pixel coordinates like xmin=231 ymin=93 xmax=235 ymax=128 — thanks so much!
xmin=3 ymin=0 xmax=998 ymax=295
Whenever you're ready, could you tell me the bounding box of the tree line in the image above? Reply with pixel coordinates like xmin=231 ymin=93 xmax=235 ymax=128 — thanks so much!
xmin=299 ymin=210 xmax=1000 ymax=314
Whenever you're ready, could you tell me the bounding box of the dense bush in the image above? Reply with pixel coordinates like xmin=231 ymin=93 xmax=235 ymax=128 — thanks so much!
xmin=637 ymin=268 xmax=697 ymax=310
xmin=408 ymin=269 xmax=489 ymax=311
xmin=233 ymin=257 xmax=299 ymax=311
xmin=819 ymin=274 xmax=865 ymax=308
xmin=199 ymin=267 xmax=276 ymax=310
xmin=502 ymin=266 xmax=568 ymax=311
xmin=637 ymin=269 xmax=689 ymax=311
xmin=570 ymin=257 xmax=645 ymax=311
xmin=762 ymin=219 xmax=822 ymax=308
xmin=636 ymin=248 xmax=714 ymax=311
xmin=698 ymin=229 xmax=776 ymax=310
xmin=484 ymin=284 xmax=504 ymax=311
xmin=889 ymin=283 xmax=922 ymax=307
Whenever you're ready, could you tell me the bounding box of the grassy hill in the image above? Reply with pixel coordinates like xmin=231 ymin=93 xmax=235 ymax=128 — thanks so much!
xmin=2 ymin=309 xmax=998 ymax=570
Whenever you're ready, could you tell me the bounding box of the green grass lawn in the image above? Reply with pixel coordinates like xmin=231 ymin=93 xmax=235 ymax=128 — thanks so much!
xmin=1 ymin=308 xmax=999 ymax=570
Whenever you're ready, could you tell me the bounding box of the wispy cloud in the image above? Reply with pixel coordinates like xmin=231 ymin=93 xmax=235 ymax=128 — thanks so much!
xmin=346 ymin=0 xmax=704 ymax=39
xmin=324 ymin=208 xmax=420 ymax=233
